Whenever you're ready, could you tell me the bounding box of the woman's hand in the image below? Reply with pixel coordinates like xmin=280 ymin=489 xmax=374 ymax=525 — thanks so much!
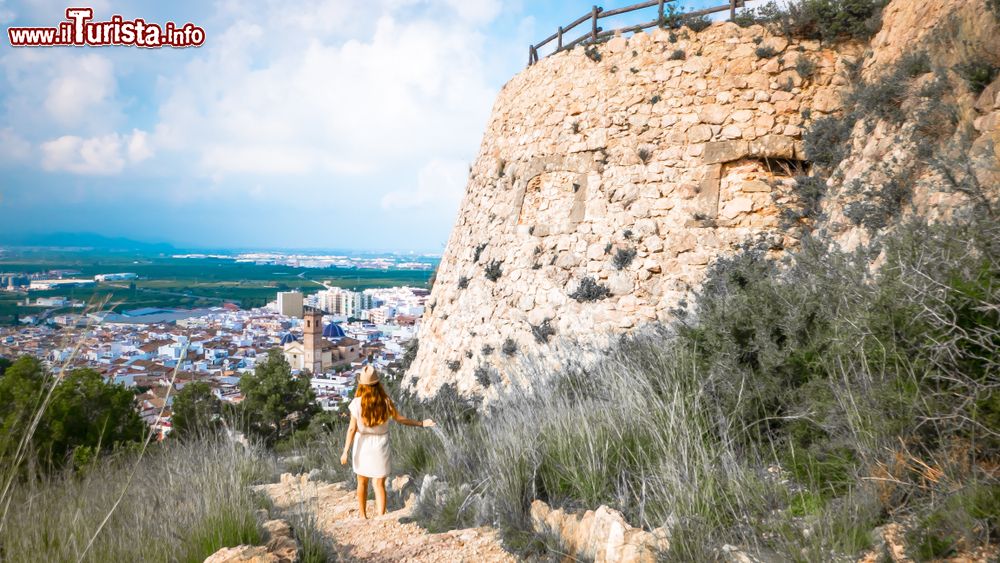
xmin=422 ymin=418 xmax=436 ymax=428
xmin=340 ymin=452 xmax=348 ymax=465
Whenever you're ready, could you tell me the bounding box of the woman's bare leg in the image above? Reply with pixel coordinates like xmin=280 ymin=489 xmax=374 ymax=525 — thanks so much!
xmin=357 ymin=476 xmax=370 ymax=518
xmin=374 ymin=477 xmax=387 ymax=515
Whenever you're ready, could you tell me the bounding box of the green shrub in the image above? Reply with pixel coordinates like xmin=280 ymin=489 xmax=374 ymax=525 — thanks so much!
xmin=457 ymin=276 xmax=469 ymax=289
xmin=568 ymin=276 xmax=610 ymax=302
xmin=954 ymin=59 xmax=999 ymax=94
xmin=898 ymin=51 xmax=931 ymax=78
xmin=473 ymin=243 xmax=487 ymax=263
xmin=795 ymin=55 xmax=817 ymax=79
xmin=803 ymin=115 xmax=855 ymax=169
xmin=0 ymin=359 xmax=145 ymax=473
xmin=612 ymin=247 xmax=637 ymax=270
xmin=501 ymin=338 xmax=518 ymax=357
xmin=734 ymin=0 xmax=886 ymax=42
xmin=756 ymin=45 xmax=779 ymax=59
xmin=475 ymin=363 xmax=498 ymax=388
xmin=484 ymin=260 xmax=503 ymax=282
xmin=909 ymin=483 xmax=1000 ymax=560
xmin=847 ymin=72 xmax=909 ymax=123
xmin=668 ymin=49 xmax=686 ymax=61
xmin=781 ymin=175 xmax=828 ymax=226
xmin=683 ymin=14 xmax=713 ymax=32
xmin=530 ymin=319 xmax=556 ymax=344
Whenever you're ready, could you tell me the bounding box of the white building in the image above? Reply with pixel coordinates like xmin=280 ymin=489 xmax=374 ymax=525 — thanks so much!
xmin=94 ymin=273 xmax=138 ymax=282
xmin=277 ymin=291 xmax=304 ymax=318
xmin=316 ymin=287 xmax=361 ymax=317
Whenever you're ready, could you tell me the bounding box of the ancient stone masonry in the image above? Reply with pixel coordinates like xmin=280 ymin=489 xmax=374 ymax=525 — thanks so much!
xmin=406 ymin=21 xmax=857 ymax=397
xmin=408 ymin=0 xmax=1000 ymax=397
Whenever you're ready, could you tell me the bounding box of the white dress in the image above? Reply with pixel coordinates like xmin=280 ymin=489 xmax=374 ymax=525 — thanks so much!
xmin=348 ymin=397 xmax=390 ymax=478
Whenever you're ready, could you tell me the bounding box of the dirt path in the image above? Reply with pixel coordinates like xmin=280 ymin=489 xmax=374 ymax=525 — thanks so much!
xmin=256 ymin=475 xmax=515 ymax=562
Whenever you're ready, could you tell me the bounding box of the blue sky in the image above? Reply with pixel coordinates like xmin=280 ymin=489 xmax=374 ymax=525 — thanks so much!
xmin=0 ymin=0 xmax=757 ymax=252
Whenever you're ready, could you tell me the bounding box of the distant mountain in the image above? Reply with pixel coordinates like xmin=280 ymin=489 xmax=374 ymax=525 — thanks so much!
xmin=0 ymin=232 xmax=175 ymax=252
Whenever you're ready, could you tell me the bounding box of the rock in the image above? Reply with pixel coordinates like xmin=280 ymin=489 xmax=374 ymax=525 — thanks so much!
xmin=703 ymin=141 xmax=749 ymax=164
xmin=687 ymin=125 xmax=713 ymax=143
xmin=204 ymin=546 xmax=278 ymax=563
xmin=530 ymin=500 xmax=668 ymax=562
xmin=262 ymin=519 xmax=298 ymax=563
xmin=700 ymin=104 xmax=729 ymax=125
xmin=721 ymin=197 xmax=754 ymax=219
xmin=749 ymin=135 xmax=795 ymax=159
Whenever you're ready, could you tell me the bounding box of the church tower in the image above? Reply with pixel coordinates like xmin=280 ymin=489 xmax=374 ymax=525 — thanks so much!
xmin=302 ymin=306 xmax=324 ymax=374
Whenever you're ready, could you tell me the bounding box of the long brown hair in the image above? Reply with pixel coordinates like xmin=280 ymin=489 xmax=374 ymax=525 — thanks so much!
xmin=355 ymin=382 xmax=395 ymax=427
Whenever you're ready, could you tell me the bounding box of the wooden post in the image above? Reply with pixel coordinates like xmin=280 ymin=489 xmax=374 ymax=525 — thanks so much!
xmin=658 ymin=0 xmax=664 ymax=27
xmin=557 ymin=26 xmax=563 ymax=51
xmin=591 ymin=6 xmax=599 ymax=41
xmin=730 ymin=0 xmax=737 ymax=20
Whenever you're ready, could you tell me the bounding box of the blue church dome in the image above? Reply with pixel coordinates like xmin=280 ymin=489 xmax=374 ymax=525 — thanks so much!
xmin=279 ymin=333 xmax=298 ymax=345
xmin=322 ymin=323 xmax=346 ymax=339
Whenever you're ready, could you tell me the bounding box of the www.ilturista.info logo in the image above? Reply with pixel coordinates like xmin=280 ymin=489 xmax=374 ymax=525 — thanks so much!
xmin=7 ymin=8 xmax=205 ymax=48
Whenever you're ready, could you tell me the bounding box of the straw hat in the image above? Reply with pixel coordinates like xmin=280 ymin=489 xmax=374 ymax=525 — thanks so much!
xmin=358 ymin=365 xmax=380 ymax=385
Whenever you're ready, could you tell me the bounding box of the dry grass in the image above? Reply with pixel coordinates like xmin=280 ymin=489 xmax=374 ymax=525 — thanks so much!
xmin=0 ymin=437 xmax=275 ymax=563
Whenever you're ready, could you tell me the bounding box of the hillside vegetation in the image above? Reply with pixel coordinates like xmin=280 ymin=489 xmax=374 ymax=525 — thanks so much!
xmin=380 ymin=216 xmax=998 ymax=560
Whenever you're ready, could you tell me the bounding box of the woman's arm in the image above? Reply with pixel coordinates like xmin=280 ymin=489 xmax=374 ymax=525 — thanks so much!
xmin=392 ymin=411 xmax=436 ymax=428
xmin=340 ymin=415 xmax=358 ymax=465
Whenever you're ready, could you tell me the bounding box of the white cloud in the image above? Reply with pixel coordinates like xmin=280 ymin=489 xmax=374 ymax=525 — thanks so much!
xmin=152 ymin=2 xmax=498 ymax=187
xmin=381 ymin=158 xmax=467 ymax=209
xmin=40 ymin=130 xmax=152 ymax=175
xmin=44 ymin=54 xmax=117 ymax=125
xmin=126 ymin=129 xmax=153 ymax=163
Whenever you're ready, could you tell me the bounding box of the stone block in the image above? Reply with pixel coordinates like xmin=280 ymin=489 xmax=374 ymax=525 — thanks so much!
xmin=703 ymin=141 xmax=749 ymax=164
xmin=749 ymin=135 xmax=795 ymax=159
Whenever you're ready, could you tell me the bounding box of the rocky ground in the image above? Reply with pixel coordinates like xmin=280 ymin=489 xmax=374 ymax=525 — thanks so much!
xmin=254 ymin=474 xmax=515 ymax=562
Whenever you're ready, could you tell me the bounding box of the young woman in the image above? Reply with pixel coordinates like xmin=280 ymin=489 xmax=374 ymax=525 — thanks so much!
xmin=340 ymin=365 xmax=434 ymax=518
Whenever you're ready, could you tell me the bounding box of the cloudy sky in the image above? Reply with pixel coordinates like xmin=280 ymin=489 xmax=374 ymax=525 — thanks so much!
xmin=0 ymin=0 xmax=746 ymax=252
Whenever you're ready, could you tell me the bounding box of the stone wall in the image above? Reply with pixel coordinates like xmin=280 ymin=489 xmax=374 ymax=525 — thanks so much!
xmin=406 ymin=0 xmax=1000 ymax=398
xmin=406 ymin=20 xmax=856 ymax=397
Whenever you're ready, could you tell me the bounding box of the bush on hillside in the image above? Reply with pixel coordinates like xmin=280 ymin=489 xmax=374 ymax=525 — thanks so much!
xmin=954 ymin=59 xmax=1000 ymax=94
xmin=569 ymin=276 xmax=610 ymax=302
xmin=803 ymin=115 xmax=855 ymax=169
xmin=238 ymin=349 xmax=317 ymax=445
xmin=734 ymin=0 xmax=886 ymax=42
xmin=377 ymin=215 xmax=999 ymax=560
xmin=172 ymin=381 xmax=222 ymax=439
xmin=0 ymin=357 xmax=145 ymax=473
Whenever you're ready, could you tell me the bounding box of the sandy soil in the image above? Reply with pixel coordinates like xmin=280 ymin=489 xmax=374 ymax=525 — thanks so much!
xmin=255 ymin=476 xmax=516 ymax=563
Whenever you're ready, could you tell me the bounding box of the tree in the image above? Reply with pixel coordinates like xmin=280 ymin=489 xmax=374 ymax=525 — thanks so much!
xmin=0 ymin=357 xmax=11 ymax=376
xmin=239 ymin=349 xmax=317 ymax=444
xmin=0 ymin=356 xmax=145 ymax=472
xmin=171 ymin=381 xmax=220 ymax=439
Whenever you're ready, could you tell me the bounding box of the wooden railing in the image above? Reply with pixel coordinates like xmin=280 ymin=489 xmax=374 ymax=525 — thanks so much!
xmin=528 ymin=0 xmax=746 ymax=66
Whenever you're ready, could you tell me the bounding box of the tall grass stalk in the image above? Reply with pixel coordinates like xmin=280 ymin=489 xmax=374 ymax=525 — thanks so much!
xmin=0 ymin=437 xmax=274 ymax=562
